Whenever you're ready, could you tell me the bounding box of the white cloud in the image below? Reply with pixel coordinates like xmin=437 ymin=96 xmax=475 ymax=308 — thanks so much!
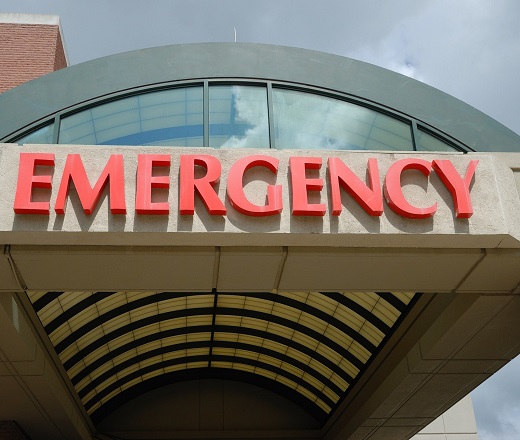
xmin=344 ymin=0 xmax=520 ymax=133
xmin=472 ymin=355 xmax=520 ymax=440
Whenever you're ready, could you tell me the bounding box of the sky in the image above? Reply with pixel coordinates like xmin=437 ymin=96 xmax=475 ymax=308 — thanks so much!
xmin=2 ymin=1 xmax=520 ymax=438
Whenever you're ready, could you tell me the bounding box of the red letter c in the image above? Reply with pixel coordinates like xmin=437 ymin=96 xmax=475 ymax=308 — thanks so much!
xmin=384 ymin=159 xmax=437 ymax=219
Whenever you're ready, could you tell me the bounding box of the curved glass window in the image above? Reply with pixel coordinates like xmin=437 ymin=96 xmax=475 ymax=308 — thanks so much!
xmin=10 ymin=82 xmax=469 ymax=153
xmin=416 ymin=129 xmax=459 ymax=152
xmin=59 ymin=87 xmax=203 ymax=147
xmin=209 ymin=85 xmax=269 ymax=148
xmin=15 ymin=123 xmax=54 ymax=145
xmin=272 ymin=89 xmax=413 ymax=151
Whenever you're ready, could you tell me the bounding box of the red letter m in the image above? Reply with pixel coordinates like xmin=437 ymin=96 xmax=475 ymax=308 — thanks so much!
xmin=55 ymin=154 xmax=126 ymax=215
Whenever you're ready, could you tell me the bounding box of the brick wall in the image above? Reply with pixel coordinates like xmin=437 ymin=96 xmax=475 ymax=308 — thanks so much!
xmin=0 ymin=21 xmax=67 ymax=93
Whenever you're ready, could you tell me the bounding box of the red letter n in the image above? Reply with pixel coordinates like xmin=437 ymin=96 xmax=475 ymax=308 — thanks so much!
xmin=328 ymin=157 xmax=383 ymax=216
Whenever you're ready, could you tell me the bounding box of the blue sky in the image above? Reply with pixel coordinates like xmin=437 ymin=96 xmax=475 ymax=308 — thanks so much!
xmin=2 ymin=1 xmax=520 ymax=437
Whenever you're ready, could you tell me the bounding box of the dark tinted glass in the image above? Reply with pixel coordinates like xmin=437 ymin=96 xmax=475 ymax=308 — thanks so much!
xmin=59 ymin=87 xmax=203 ymax=147
xmin=15 ymin=124 xmax=54 ymax=145
xmin=416 ymin=129 xmax=460 ymax=152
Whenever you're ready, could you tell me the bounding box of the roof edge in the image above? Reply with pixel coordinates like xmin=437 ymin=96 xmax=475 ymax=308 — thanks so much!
xmin=0 ymin=42 xmax=518 ymax=152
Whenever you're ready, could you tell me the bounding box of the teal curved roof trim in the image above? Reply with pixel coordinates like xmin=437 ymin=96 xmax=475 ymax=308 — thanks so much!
xmin=0 ymin=43 xmax=519 ymax=152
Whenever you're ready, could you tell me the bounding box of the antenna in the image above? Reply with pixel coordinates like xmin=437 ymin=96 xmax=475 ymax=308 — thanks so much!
xmin=234 ymin=27 xmax=237 ymax=43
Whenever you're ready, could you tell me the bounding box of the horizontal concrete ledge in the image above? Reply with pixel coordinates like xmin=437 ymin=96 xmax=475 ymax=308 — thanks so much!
xmin=0 ymin=232 xmax=517 ymax=248
xmin=99 ymin=430 xmax=322 ymax=439
xmin=0 ymin=245 xmax=509 ymax=294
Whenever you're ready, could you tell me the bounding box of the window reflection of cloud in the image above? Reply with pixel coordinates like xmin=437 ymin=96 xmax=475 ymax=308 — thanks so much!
xmin=274 ymin=91 xmax=378 ymax=151
xmin=220 ymin=86 xmax=269 ymax=149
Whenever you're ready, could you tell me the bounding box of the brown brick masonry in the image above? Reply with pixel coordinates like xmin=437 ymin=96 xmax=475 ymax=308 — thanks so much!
xmin=0 ymin=23 xmax=67 ymax=93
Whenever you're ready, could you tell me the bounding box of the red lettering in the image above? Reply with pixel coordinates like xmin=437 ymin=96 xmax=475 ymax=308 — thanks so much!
xmin=290 ymin=157 xmax=326 ymax=216
xmin=13 ymin=153 xmax=477 ymax=221
xmin=432 ymin=159 xmax=478 ymax=218
xmin=227 ymin=155 xmax=282 ymax=216
xmin=55 ymin=154 xmax=126 ymax=215
xmin=328 ymin=157 xmax=383 ymax=216
xmin=135 ymin=154 xmax=170 ymax=215
xmin=13 ymin=153 xmax=55 ymax=215
xmin=384 ymin=159 xmax=437 ymax=219
xmin=179 ymin=155 xmax=226 ymax=215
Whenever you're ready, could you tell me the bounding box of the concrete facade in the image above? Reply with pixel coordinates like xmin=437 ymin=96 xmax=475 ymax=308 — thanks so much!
xmin=1 ymin=143 xmax=519 ymax=439
xmin=412 ymin=396 xmax=478 ymax=440
xmin=0 ymin=16 xmax=519 ymax=438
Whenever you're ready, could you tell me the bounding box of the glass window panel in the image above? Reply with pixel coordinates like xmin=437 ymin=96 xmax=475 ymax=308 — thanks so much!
xmin=15 ymin=123 xmax=54 ymax=145
xmin=59 ymin=87 xmax=203 ymax=147
xmin=71 ymin=133 xmax=97 ymax=145
xmin=416 ymin=129 xmax=460 ymax=152
xmin=95 ymin=122 xmax=141 ymax=144
xmin=209 ymin=85 xmax=269 ymax=149
xmin=93 ymin=109 xmax=139 ymax=133
xmin=90 ymin=97 xmax=137 ymax=119
xmin=273 ymin=89 xmax=413 ymax=151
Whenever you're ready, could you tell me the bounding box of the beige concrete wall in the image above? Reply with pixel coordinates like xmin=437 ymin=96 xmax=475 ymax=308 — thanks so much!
xmin=0 ymin=293 xmax=93 ymax=440
xmin=412 ymin=395 xmax=478 ymax=440
xmin=1 ymin=145 xmax=519 ymax=440
xmin=1 ymin=145 xmax=519 ymax=249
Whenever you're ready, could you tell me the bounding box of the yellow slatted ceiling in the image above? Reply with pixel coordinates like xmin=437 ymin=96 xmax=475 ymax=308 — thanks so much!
xmin=27 ymin=290 xmax=415 ymax=420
